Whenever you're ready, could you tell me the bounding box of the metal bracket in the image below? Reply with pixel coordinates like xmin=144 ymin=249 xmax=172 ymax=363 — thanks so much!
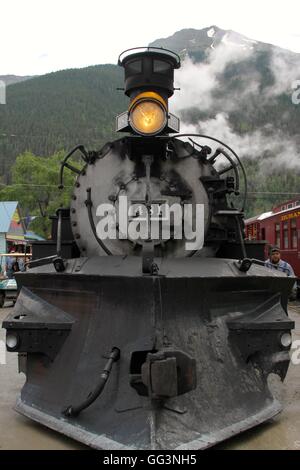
xmin=139 ymin=349 xmax=197 ymax=399
xmin=142 ymin=242 xmax=158 ymax=275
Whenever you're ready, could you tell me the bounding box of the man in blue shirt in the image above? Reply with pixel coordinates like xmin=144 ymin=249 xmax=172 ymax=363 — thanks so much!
xmin=5 ymin=250 xmax=16 ymax=279
xmin=265 ymin=246 xmax=297 ymax=299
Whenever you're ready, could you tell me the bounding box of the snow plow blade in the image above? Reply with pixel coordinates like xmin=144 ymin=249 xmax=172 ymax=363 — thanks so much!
xmin=3 ymin=256 xmax=295 ymax=450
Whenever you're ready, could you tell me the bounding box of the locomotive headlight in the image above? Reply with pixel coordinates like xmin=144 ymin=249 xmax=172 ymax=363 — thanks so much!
xmin=280 ymin=332 xmax=292 ymax=348
xmin=129 ymin=92 xmax=167 ymax=136
xmin=6 ymin=332 xmax=19 ymax=350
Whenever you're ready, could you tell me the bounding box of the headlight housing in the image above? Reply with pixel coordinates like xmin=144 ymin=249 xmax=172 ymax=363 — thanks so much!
xmin=129 ymin=92 xmax=167 ymax=136
xmin=280 ymin=332 xmax=292 ymax=348
xmin=6 ymin=332 xmax=20 ymax=350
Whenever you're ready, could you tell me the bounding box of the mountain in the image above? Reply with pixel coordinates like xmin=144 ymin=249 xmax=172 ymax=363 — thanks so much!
xmin=150 ymin=28 xmax=300 ymax=217
xmin=1 ymin=26 xmax=300 ymax=217
xmin=150 ymin=26 xmax=300 ymax=136
xmin=150 ymin=25 xmax=298 ymax=60
xmin=0 ymin=75 xmax=34 ymax=86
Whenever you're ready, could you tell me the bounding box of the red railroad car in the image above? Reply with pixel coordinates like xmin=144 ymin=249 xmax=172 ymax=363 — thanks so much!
xmin=245 ymin=197 xmax=300 ymax=279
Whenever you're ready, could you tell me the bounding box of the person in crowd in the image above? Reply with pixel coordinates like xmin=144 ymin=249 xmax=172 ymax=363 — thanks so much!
xmin=265 ymin=246 xmax=297 ymax=299
xmin=6 ymin=249 xmax=16 ymax=279
xmin=16 ymin=246 xmax=25 ymax=271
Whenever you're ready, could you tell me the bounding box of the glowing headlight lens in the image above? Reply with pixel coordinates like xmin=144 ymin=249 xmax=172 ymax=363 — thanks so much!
xmin=6 ymin=332 xmax=19 ymax=350
xmin=130 ymin=100 xmax=167 ymax=135
xmin=280 ymin=332 xmax=292 ymax=348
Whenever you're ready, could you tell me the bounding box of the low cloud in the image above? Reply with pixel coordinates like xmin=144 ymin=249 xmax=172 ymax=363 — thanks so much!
xmin=172 ymin=42 xmax=253 ymax=113
xmin=180 ymin=113 xmax=300 ymax=171
xmin=170 ymin=40 xmax=300 ymax=171
xmin=267 ymin=49 xmax=300 ymax=98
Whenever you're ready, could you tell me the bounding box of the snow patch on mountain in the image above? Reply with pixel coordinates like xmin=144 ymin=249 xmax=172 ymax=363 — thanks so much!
xmin=207 ymin=27 xmax=215 ymax=38
xmin=221 ymin=32 xmax=255 ymax=50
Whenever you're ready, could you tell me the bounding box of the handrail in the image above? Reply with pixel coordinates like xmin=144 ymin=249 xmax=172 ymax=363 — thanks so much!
xmin=168 ymin=133 xmax=248 ymax=212
xmin=118 ymin=46 xmax=181 ymax=67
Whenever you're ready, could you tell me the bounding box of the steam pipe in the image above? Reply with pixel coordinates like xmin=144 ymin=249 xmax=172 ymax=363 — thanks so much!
xmin=85 ymin=188 xmax=112 ymax=255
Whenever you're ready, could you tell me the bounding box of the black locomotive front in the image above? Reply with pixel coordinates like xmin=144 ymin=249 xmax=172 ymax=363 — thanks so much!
xmin=2 ymin=47 xmax=295 ymax=450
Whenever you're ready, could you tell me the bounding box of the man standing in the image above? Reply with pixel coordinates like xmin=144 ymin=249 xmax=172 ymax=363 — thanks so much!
xmin=5 ymin=249 xmax=16 ymax=279
xmin=265 ymin=246 xmax=297 ymax=299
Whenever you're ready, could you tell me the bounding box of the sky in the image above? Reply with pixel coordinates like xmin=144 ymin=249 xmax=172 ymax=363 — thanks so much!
xmin=1 ymin=0 xmax=300 ymax=75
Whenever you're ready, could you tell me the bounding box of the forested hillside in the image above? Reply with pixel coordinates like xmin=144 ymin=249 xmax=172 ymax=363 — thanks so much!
xmin=1 ymin=26 xmax=300 ymax=225
xmin=0 ymin=65 xmax=127 ymax=180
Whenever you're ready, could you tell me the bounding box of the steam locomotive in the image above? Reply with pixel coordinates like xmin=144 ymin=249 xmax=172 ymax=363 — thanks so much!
xmin=3 ymin=47 xmax=295 ymax=450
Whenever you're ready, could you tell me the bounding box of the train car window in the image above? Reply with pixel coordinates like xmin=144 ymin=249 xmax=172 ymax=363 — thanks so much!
xmin=291 ymin=219 xmax=297 ymax=249
xmin=275 ymin=223 xmax=280 ymax=247
xmin=252 ymin=223 xmax=257 ymax=239
xmin=153 ymin=60 xmax=171 ymax=74
xmin=287 ymin=203 xmax=293 ymax=209
xmin=281 ymin=205 xmax=286 ymax=211
xmin=246 ymin=223 xmax=253 ymax=240
xmin=296 ymin=200 xmax=300 ymax=207
xmin=126 ymin=60 xmax=142 ymax=75
xmin=283 ymin=221 xmax=289 ymax=249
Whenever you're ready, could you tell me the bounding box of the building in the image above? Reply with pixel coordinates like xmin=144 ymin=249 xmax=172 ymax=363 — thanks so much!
xmin=0 ymin=201 xmax=26 ymax=253
xmin=0 ymin=201 xmax=44 ymax=268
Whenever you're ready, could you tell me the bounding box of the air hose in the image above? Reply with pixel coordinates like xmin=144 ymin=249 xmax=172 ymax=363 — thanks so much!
xmin=62 ymin=347 xmax=120 ymax=417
